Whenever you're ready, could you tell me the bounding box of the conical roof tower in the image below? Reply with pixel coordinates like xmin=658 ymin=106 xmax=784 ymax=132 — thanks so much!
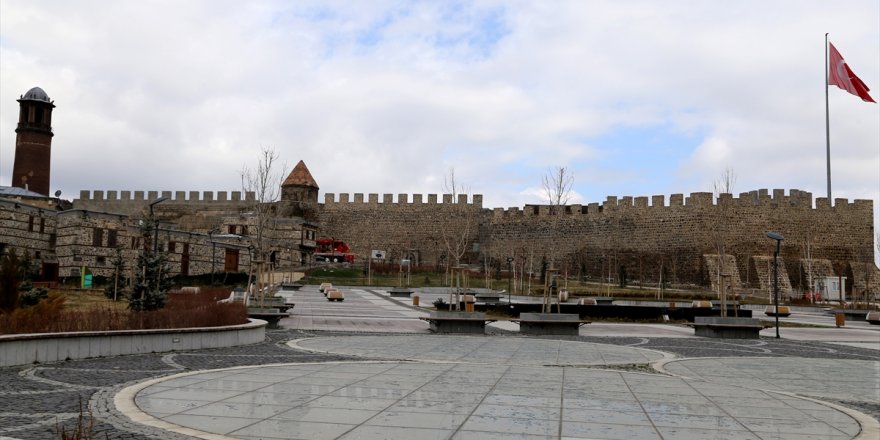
xmin=281 ymin=160 xmax=319 ymax=203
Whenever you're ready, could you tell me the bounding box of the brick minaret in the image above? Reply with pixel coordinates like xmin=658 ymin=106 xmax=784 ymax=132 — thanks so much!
xmin=12 ymin=87 xmax=55 ymax=196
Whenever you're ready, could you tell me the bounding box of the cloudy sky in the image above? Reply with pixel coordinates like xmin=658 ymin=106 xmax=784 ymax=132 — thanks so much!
xmin=2 ymin=1 xmax=878 ymax=255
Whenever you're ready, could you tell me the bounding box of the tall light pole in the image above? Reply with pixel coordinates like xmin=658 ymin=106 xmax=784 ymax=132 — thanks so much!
xmin=507 ymin=257 xmax=514 ymax=306
xmin=767 ymin=231 xmax=784 ymax=339
xmin=208 ymin=228 xmax=219 ymax=284
xmin=149 ymin=196 xmax=169 ymax=254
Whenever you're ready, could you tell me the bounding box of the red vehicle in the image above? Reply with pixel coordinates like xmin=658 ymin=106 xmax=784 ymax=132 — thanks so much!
xmin=315 ymin=238 xmax=355 ymax=263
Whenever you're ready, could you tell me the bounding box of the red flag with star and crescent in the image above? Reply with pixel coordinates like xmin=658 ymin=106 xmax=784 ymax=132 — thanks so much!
xmin=828 ymin=42 xmax=876 ymax=103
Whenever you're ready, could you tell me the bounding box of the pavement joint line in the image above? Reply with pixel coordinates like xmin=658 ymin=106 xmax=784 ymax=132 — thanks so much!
xmin=619 ymin=370 xmax=665 ymax=438
xmin=448 ymin=363 xmax=513 ymax=438
xmin=652 ymin=355 xmax=880 ymax=434
xmin=762 ymin=389 xmax=880 ymax=440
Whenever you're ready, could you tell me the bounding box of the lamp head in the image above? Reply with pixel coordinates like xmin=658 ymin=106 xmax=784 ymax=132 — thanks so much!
xmin=766 ymin=231 xmax=784 ymax=241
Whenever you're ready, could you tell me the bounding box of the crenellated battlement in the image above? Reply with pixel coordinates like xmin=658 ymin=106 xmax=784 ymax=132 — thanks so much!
xmin=489 ymin=189 xmax=871 ymax=219
xmin=77 ymin=190 xmax=256 ymax=203
xmin=322 ymin=193 xmax=483 ymax=208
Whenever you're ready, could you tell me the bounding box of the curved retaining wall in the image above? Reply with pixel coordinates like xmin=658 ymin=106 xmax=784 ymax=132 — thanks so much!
xmin=0 ymin=319 xmax=267 ymax=368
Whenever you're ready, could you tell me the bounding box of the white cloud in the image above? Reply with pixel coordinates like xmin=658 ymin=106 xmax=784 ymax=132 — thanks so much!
xmin=1 ymin=0 xmax=878 ymax=259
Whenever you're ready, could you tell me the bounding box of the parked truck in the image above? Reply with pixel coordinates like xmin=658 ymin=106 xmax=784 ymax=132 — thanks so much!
xmin=314 ymin=238 xmax=355 ymax=263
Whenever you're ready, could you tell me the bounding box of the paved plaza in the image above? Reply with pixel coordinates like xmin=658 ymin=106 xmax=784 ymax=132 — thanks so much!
xmin=0 ymin=284 xmax=878 ymax=439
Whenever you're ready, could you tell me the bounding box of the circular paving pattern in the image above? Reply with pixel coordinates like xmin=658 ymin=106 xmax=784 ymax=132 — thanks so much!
xmin=660 ymin=357 xmax=880 ymax=404
xmin=123 ymin=361 xmax=862 ymax=439
xmin=290 ymin=335 xmax=667 ymax=366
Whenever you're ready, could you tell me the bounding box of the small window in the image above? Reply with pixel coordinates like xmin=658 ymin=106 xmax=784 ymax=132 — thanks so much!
xmin=240 ymin=225 xmax=248 ymax=236
xmin=93 ymin=228 xmax=103 ymax=247
xmin=168 ymin=241 xmax=176 ymax=253
xmin=48 ymin=234 xmax=56 ymax=247
xmin=228 ymin=225 xmax=236 ymax=234
xmin=35 ymin=251 xmax=41 ymax=259
xmin=97 ymin=256 xmax=106 ymax=265
xmin=28 ymin=216 xmax=35 ymax=232
xmin=39 ymin=217 xmax=45 ymax=234
xmin=182 ymin=243 xmax=189 ymax=255
xmin=107 ymin=230 xmax=118 ymax=248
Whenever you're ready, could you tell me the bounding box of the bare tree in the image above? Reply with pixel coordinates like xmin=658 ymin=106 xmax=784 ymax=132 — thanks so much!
xmin=438 ymin=167 xmax=478 ymax=311
xmin=541 ymin=166 xmax=574 ymax=312
xmin=711 ymin=167 xmax=736 ymax=316
xmin=542 ymin=166 xmax=574 ymax=213
xmin=241 ymin=147 xmax=287 ymax=305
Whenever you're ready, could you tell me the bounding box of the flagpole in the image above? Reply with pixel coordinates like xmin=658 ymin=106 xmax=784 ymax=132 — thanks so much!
xmin=824 ymin=33 xmax=832 ymax=203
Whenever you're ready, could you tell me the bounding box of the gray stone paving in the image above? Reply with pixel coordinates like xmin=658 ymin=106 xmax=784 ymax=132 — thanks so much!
xmin=1 ymin=283 xmax=879 ymax=439
xmin=125 ymin=361 xmax=864 ymax=439
xmin=292 ymin=335 xmax=666 ymax=366
xmin=661 ymin=357 xmax=880 ymax=406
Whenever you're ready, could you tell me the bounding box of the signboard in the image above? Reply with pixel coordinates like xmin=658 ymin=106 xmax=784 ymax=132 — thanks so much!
xmin=372 ymin=250 xmax=386 ymax=260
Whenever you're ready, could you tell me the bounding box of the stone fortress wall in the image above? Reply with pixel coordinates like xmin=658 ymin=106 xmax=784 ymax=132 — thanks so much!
xmin=75 ymin=190 xmax=255 ymax=212
xmin=317 ymin=188 xmax=876 ymax=295
xmin=61 ymin=186 xmax=877 ymax=295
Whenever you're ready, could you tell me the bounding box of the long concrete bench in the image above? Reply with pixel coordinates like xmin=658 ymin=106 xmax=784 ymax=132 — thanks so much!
xmin=389 ymin=287 xmax=413 ymax=298
xmin=692 ymin=316 xmax=764 ymax=339
xmin=475 ymin=292 xmax=503 ymax=303
xmin=513 ymin=313 xmax=589 ymax=336
xmin=246 ymin=308 xmax=290 ymax=329
xmin=251 ymin=298 xmax=295 ymax=313
xmin=420 ymin=311 xmax=496 ymax=334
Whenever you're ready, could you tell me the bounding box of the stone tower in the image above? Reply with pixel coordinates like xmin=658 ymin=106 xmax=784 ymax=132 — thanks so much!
xmin=12 ymin=87 xmax=55 ymax=196
xmin=281 ymin=160 xmax=319 ymax=203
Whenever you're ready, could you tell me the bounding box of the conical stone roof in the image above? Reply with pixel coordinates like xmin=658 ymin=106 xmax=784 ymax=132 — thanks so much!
xmin=282 ymin=160 xmax=319 ymax=189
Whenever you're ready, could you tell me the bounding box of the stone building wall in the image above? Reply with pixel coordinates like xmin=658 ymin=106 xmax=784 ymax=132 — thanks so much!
xmin=0 ymin=199 xmax=57 ymax=273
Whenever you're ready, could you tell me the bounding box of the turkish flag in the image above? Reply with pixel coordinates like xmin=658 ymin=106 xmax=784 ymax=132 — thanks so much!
xmin=828 ymin=42 xmax=876 ymax=103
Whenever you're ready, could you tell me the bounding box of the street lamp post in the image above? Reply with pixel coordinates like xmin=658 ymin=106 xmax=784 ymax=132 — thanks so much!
xmin=767 ymin=231 xmax=784 ymax=339
xmin=149 ymin=196 xmax=169 ymax=254
xmin=208 ymin=228 xmax=219 ymax=284
xmin=507 ymin=257 xmax=514 ymax=306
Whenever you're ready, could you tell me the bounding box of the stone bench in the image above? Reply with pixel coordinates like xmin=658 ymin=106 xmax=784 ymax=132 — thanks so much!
xmin=326 ymin=289 xmax=345 ymax=302
xmin=692 ymin=316 xmax=764 ymax=339
xmin=764 ymin=305 xmax=791 ymax=317
xmin=419 ymin=311 xmax=495 ymax=334
xmin=389 ymin=287 xmax=413 ymax=298
xmin=260 ymin=299 xmax=295 ymax=313
xmin=280 ymin=282 xmax=303 ymax=291
xmin=513 ymin=313 xmax=589 ymax=336
xmin=246 ymin=308 xmax=290 ymax=329
xmin=475 ymin=292 xmax=503 ymax=303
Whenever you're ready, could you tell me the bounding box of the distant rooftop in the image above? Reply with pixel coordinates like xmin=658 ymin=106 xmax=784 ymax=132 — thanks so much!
xmin=0 ymin=186 xmax=49 ymax=199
